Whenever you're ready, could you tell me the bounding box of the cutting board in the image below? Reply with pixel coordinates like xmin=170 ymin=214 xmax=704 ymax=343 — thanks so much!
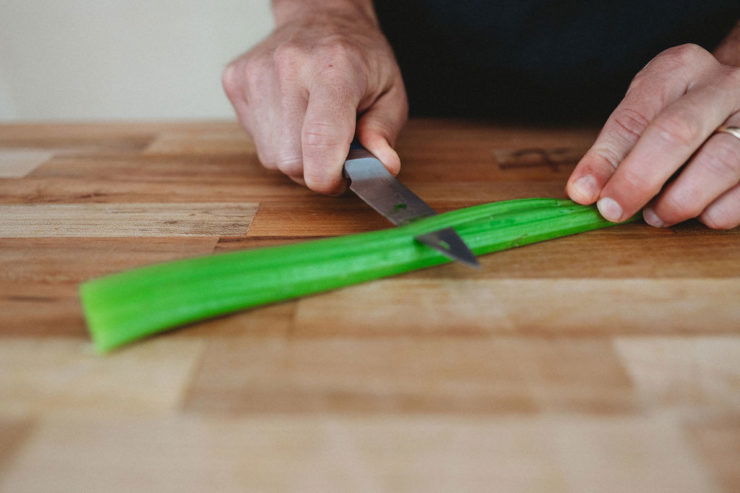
xmin=0 ymin=119 xmax=738 ymax=492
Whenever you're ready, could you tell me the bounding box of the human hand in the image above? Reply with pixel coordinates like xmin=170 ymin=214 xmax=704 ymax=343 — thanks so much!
xmin=566 ymin=42 xmax=740 ymax=229
xmin=222 ymin=3 xmax=408 ymax=194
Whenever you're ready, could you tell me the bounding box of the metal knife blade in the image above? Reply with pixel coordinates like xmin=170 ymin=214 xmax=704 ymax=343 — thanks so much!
xmin=344 ymin=141 xmax=479 ymax=268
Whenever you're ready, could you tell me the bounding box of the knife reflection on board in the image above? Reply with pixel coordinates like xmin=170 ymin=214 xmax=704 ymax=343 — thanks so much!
xmin=343 ymin=140 xmax=479 ymax=268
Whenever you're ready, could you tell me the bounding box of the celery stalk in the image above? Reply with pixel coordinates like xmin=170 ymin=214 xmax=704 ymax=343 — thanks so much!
xmin=80 ymin=199 xmax=634 ymax=351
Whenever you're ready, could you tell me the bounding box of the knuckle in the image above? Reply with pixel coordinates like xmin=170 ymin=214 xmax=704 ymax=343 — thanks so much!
xmin=272 ymin=43 xmax=303 ymax=63
xmin=303 ymin=122 xmax=345 ymax=148
xmin=674 ymin=43 xmax=707 ymax=59
xmin=625 ymin=72 xmax=672 ymax=108
xmin=661 ymin=193 xmax=703 ymax=222
xmin=660 ymin=43 xmax=709 ymax=66
xmin=622 ymin=168 xmax=661 ymax=198
xmin=627 ymin=70 xmax=648 ymax=93
xmin=590 ymin=145 xmax=622 ymax=170
xmin=318 ymin=37 xmax=358 ymax=62
xmin=611 ymin=107 xmax=651 ymax=143
xmin=702 ymin=137 xmax=740 ymax=179
xmin=653 ymin=114 xmax=702 ymax=147
xmin=274 ymin=155 xmax=303 ymax=177
xmin=272 ymin=44 xmax=304 ymax=74
xmin=243 ymin=56 xmax=272 ymax=87
xmin=221 ymin=64 xmax=241 ymax=100
xmin=317 ymin=76 xmax=356 ymax=97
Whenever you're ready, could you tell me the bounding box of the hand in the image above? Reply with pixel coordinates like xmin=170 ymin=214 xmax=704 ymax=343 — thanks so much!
xmin=222 ymin=5 xmax=408 ymax=194
xmin=566 ymin=43 xmax=740 ymax=229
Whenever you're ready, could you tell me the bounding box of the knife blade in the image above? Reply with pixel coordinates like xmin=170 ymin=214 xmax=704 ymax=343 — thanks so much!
xmin=343 ymin=140 xmax=479 ymax=268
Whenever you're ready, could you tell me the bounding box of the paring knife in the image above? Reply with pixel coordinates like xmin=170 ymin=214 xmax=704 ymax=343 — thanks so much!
xmin=343 ymin=140 xmax=479 ymax=268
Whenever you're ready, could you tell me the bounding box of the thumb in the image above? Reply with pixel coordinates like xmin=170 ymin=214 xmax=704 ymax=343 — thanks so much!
xmin=356 ymin=84 xmax=408 ymax=175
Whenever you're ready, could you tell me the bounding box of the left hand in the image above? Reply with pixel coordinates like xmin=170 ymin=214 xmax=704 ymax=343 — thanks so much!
xmin=566 ymin=42 xmax=740 ymax=229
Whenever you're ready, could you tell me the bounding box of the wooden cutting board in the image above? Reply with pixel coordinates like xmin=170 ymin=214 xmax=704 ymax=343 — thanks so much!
xmin=0 ymin=119 xmax=738 ymax=492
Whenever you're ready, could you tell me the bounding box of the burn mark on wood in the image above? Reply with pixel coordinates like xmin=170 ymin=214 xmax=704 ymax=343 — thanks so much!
xmin=495 ymin=147 xmax=582 ymax=172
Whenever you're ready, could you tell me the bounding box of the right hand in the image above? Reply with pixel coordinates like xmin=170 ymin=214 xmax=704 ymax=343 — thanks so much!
xmin=222 ymin=7 xmax=408 ymax=194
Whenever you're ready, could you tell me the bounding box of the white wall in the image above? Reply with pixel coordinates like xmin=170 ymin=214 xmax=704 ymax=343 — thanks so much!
xmin=0 ymin=1 xmax=274 ymax=121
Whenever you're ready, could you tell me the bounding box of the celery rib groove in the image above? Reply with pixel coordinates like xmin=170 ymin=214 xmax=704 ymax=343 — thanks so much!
xmin=80 ymin=199 xmax=631 ymax=351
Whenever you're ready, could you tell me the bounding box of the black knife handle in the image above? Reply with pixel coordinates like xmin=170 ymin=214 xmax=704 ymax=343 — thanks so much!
xmin=350 ymin=138 xmax=364 ymax=151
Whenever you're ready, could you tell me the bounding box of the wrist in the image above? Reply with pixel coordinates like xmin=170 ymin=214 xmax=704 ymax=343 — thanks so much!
xmin=272 ymin=0 xmax=377 ymax=27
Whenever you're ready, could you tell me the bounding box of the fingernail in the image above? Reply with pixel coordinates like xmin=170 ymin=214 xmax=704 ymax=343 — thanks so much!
xmin=597 ymin=197 xmax=623 ymax=222
xmin=643 ymin=207 xmax=665 ymax=228
xmin=571 ymin=175 xmax=598 ymax=203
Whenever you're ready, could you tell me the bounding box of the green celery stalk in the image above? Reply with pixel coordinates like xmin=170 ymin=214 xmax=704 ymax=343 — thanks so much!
xmin=80 ymin=198 xmax=634 ymax=352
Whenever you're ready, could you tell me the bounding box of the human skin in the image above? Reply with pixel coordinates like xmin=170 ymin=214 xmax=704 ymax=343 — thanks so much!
xmin=567 ymin=20 xmax=740 ymax=230
xmin=222 ymin=0 xmax=406 ymax=195
xmin=224 ymin=3 xmax=739 ymax=228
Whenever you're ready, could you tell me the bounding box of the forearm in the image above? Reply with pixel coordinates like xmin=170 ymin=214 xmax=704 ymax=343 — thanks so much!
xmin=272 ymin=0 xmax=378 ymax=26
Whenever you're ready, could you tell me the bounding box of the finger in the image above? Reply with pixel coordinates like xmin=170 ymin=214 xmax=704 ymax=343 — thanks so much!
xmin=301 ymin=83 xmax=360 ymax=194
xmin=644 ymin=121 xmax=740 ymax=227
xmin=222 ymin=63 xmax=246 ymax=109
xmin=597 ymin=69 xmax=740 ymax=222
xmin=222 ymin=63 xmax=256 ymax=145
xmin=223 ymin=61 xmax=280 ymax=170
xmin=567 ymin=44 xmax=717 ymax=205
xmin=272 ymin=89 xmax=309 ymax=179
xmin=288 ymin=175 xmax=306 ymax=187
xmin=356 ymin=82 xmax=408 ymax=176
xmin=267 ymin=48 xmax=310 ymax=179
xmin=699 ymin=184 xmax=740 ymax=230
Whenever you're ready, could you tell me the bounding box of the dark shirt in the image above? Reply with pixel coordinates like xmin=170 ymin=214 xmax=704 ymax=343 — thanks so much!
xmin=374 ymin=1 xmax=739 ymax=121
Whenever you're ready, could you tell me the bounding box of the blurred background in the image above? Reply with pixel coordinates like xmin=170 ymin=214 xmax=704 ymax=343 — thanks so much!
xmin=0 ymin=0 xmax=272 ymax=121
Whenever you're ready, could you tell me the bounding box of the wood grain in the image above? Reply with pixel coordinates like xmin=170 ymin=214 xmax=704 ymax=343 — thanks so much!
xmin=0 ymin=417 xmax=33 ymax=470
xmin=293 ymin=279 xmax=740 ymax=335
xmin=0 ymin=338 xmax=204 ymax=415
xmin=143 ymin=127 xmax=256 ymax=155
xmin=0 ymin=203 xmax=257 ymax=237
xmin=0 ymin=238 xmax=218 ymax=283
xmin=0 ymin=238 xmax=219 ymax=337
xmin=0 ymin=120 xmax=737 ymax=492
xmin=183 ymin=336 xmax=635 ymax=415
xmin=687 ymin=416 xmax=740 ymax=493
xmin=0 ymin=416 xmax=719 ymax=493
xmin=614 ymin=336 xmax=740 ymax=409
xmin=0 ymin=149 xmax=53 ymax=178
xmin=0 ymin=282 xmax=86 ymax=336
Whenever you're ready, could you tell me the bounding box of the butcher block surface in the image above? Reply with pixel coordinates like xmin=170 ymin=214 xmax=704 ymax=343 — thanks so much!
xmin=0 ymin=119 xmax=738 ymax=492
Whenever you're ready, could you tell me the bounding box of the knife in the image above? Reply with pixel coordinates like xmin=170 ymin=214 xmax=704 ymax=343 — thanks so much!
xmin=343 ymin=140 xmax=479 ymax=268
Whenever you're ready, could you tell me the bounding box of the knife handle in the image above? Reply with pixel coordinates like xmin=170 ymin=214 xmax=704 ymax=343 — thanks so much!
xmin=347 ymin=138 xmax=376 ymax=161
xmin=350 ymin=138 xmax=364 ymax=151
